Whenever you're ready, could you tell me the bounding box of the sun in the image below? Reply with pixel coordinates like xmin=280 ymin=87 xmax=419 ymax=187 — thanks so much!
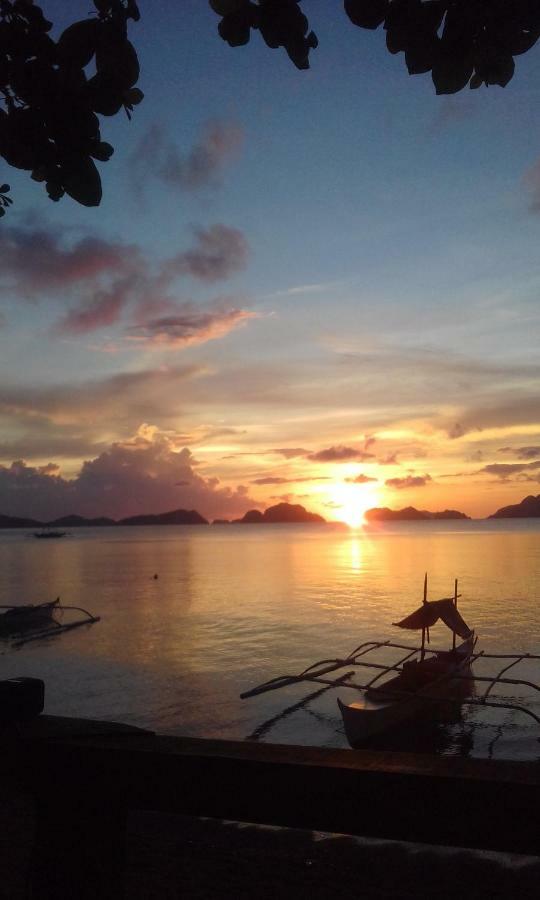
xmin=328 ymin=480 xmax=381 ymax=528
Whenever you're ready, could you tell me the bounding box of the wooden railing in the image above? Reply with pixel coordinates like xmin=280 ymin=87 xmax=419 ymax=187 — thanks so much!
xmin=3 ymin=715 xmax=540 ymax=898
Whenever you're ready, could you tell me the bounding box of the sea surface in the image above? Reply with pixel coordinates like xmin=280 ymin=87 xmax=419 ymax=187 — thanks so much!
xmin=1 ymin=520 xmax=539 ymax=761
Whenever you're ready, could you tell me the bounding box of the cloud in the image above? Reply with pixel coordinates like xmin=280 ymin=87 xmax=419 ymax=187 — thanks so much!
xmin=444 ymin=395 xmax=540 ymax=438
xmin=448 ymin=423 xmax=466 ymax=439
xmin=344 ymin=474 xmax=377 ymax=484
xmin=477 ymin=461 xmax=540 ymax=480
xmin=377 ymin=453 xmax=399 ymax=465
xmin=308 ymin=445 xmax=374 ymax=463
xmin=498 ymin=446 xmax=540 ymax=460
xmin=0 ymin=430 xmax=258 ymax=521
xmin=431 ymin=96 xmax=477 ymax=131
xmin=385 ymin=474 xmax=432 ymax=489
xmin=130 ymin=120 xmax=243 ymax=193
xmin=0 ymin=226 xmax=137 ymax=296
xmin=0 ymin=222 xmax=251 ymax=338
xmin=250 ymin=477 xmax=290 ymax=485
xmin=0 ymin=365 xmax=204 ymax=433
xmin=523 ymin=158 xmax=540 ymax=212
xmin=250 ymin=475 xmax=330 ymax=485
xmin=127 ymin=302 xmax=256 ymax=348
xmin=268 ymin=448 xmax=308 ymax=459
xmin=163 ymin=225 xmax=249 ymax=282
xmin=54 ymin=277 xmax=137 ymax=335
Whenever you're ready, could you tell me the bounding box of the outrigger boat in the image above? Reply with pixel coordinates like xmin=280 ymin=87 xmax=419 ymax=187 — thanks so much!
xmin=0 ymin=598 xmax=100 ymax=644
xmin=338 ymin=576 xmax=476 ymax=746
xmin=0 ymin=599 xmax=60 ymax=637
xmin=241 ymin=576 xmax=540 ymax=749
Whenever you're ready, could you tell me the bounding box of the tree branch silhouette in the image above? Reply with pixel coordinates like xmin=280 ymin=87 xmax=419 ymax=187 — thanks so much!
xmin=0 ymin=0 xmax=142 ymax=214
xmin=212 ymin=0 xmax=540 ymax=92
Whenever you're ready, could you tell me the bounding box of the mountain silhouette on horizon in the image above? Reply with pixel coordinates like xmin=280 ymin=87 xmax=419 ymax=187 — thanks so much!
xmin=365 ymin=506 xmax=469 ymax=521
xmin=232 ymin=502 xmax=326 ymax=524
xmin=2 ymin=495 xmax=540 ymax=528
xmin=489 ymin=495 xmax=540 ymax=518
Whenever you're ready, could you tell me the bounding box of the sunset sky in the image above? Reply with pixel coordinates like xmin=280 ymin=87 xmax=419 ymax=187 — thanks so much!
xmin=1 ymin=1 xmax=540 ymax=524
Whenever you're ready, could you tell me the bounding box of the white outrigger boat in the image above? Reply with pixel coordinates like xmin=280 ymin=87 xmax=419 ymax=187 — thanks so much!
xmin=241 ymin=576 xmax=540 ymax=748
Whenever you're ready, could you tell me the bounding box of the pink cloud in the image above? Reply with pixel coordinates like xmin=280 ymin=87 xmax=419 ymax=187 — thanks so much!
xmin=0 ymin=227 xmax=136 ymax=294
xmin=55 ymin=277 xmax=137 ymax=335
xmin=0 ymin=220 xmax=251 ymax=338
xmin=128 ymin=302 xmax=256 ymax=348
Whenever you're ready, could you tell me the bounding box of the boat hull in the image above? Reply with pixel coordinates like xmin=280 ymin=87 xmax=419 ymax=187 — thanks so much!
xmin=338 ymin=635 xmax=475 ymax=748
xmin=0 ymin=600 xmax=59 ymax=637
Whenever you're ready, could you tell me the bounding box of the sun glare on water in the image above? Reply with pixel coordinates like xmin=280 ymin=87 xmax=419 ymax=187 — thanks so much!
xmin=328 ymin=481 xmax=381 ymax=528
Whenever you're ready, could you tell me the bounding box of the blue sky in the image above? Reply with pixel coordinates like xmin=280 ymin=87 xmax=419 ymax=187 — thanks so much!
xmin=1 ymin=1 xmax=540 ymax=522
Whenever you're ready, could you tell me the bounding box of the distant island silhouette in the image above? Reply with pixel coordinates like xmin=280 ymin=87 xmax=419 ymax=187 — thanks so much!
xmin=489 ymin=495 xmax=540 ymax=518
xmin=230 ymin=503 xmax=325 ymax=524
xmin=364 ymin=507 xmax=470 ymax=522
xmin=0 ymin=503 xmax=322 ymax=529
xmin=0 ymin=509 xmax=208 ymax=528
xmin=2 ymin=495 xmax=540 ymax=529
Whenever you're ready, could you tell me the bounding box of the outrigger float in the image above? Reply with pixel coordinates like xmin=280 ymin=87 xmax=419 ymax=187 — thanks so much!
xmin=0 ymin=598 xmax=100 ymax=646
xmin=241 ymin=576 xmax=540 ymax=748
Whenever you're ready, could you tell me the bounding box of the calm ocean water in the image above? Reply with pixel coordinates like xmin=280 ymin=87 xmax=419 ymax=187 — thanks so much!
xmin=1 ymin=520 xmax=539 ymax=760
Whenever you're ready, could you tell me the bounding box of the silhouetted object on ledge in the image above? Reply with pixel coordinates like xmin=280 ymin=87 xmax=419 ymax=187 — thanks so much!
xmin=0 ymin=677 xmax=44 ymax=724
xmin=234 ymin=501 xmax=325 ymax=523
xmin=0 ymin=598 xmax=100 ymax=644
xmin=211 ymin=1 xmax=540 ymax=93
xmin=365 ymin=506 xmax=470 ymax=521
xmin=0 ymin=0 xmax=142 ymax=214
xmin=490 ymin=494 xmax=540 ymax=518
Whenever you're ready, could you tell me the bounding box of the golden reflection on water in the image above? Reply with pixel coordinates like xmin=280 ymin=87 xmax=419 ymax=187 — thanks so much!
xmin=0 ymin=522 xmax=539 ymax=758
xmin=347 ymin=535 xmax=363 ymax=573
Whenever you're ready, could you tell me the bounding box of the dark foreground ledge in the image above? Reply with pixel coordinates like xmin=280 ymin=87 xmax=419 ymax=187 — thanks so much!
xmin=3 ymin=715 xmax=540 ymax=897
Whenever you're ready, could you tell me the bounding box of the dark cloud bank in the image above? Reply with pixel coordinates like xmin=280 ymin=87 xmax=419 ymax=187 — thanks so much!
xmin=0 ymin=437 xmax=255 ymax=522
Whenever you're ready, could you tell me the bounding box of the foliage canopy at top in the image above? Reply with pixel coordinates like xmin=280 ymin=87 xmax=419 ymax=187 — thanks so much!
xmin=0 ymin=0 xmax=142 ymax=214
xmin=2 ymin=1 xmax=539 ymax=212
xmin=211 ymin=0 xmax=540 ymax=91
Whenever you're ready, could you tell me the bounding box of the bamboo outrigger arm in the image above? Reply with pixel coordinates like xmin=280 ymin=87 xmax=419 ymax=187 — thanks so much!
xmin=241 ymin=640 xmax=540 ymax=732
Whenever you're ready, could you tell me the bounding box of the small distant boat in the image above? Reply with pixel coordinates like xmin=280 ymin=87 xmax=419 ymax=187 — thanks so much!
xmin=33 ymin=530 xmax=66 ymax=539
xmin=0 ymin=599 xmax=60 ymax=637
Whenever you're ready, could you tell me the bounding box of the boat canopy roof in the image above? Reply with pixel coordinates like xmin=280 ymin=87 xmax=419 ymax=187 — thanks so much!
xmin=393 ymin=598 xmax=472 ymax=640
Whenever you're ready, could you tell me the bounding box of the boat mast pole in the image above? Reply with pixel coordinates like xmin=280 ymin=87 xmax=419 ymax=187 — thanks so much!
xmin=452 ymin=578 xmax=458 ymax=651
xmin=421 ymin=572 xmax=427 ymax=661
